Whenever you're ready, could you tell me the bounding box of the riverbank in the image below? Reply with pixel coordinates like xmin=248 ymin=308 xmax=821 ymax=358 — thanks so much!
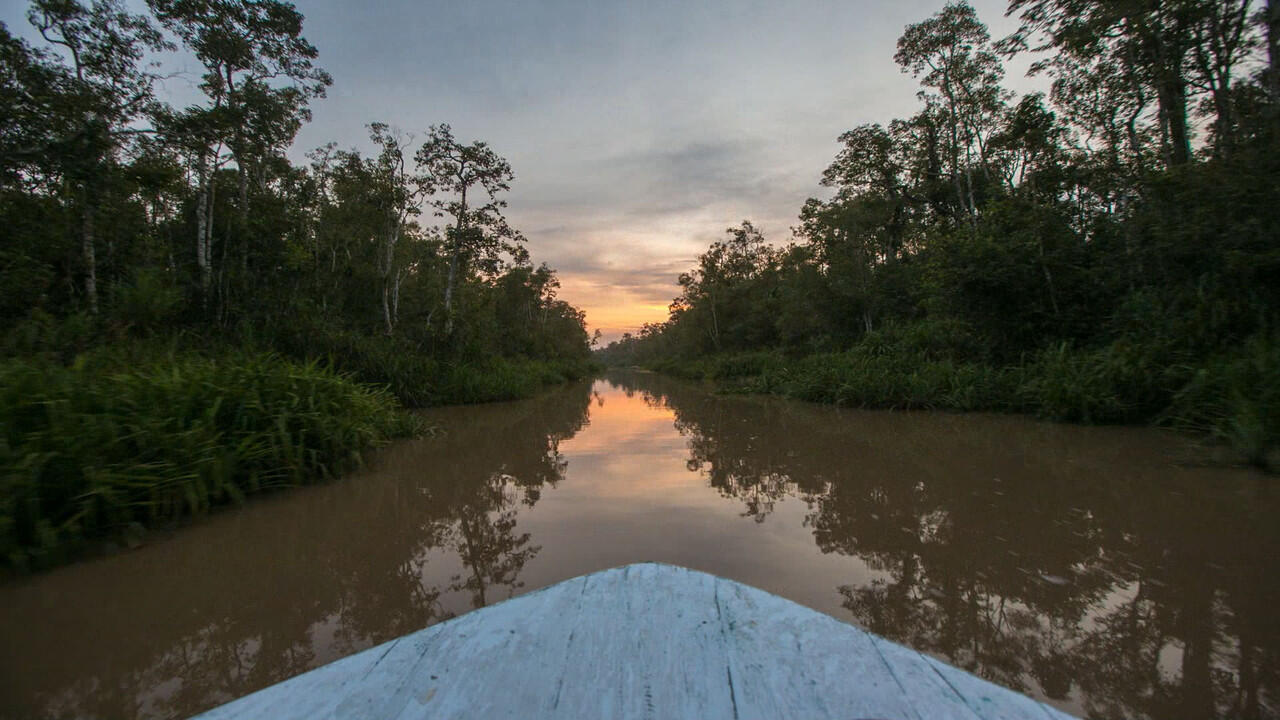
xmin=0 ymin=341 xmax=596 ymax=571
xmin=4 ymin=373 xmax=1271 ymax=720
xmin=639 ymin=327 xmax=1279 ymax=473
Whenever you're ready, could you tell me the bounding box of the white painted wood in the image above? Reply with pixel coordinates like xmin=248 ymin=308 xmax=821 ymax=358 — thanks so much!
xmin=193 ymin=563 xmax=1078 ymax=720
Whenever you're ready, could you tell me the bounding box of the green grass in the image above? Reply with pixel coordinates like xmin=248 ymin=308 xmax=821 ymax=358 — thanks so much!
xmin=0 ymin=348 xmax=422 ymax=569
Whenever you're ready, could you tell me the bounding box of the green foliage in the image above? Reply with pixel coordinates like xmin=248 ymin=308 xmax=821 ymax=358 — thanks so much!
xmin=0 ymin=349 xmax=420 ymax=569
xmin=0 ymin=0 xmax=597 ymax=572
xmin=264 ymin=317 xmax=440 ymax=407
xmin=108 ymin=268 xmax=182 ymax=336
xmin=1 ymin=310 xmax=98 ymax=361
xmin=262 ymin=311 xmax=593 ymax=408
xmin=1018 ymin=341 xmax=1187 ymax=424
xmin=0 ymin=0 xmax=593 ymax=379
xmin=602 ymin=1 xmax=1279 ymax=469
xmin=671 ymin=341 xmax=1019 ymax=413
xmin=432 ymin=357 xmax=595 ymax=405
xmin=638 ymin=315 xmax=1280 ymax=468
xmin=1166 ymin=335 xmax=1280 ymax=470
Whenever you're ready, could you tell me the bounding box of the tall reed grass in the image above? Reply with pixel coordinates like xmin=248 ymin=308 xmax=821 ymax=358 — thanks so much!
xmin=0 ymin=350 xmax=420 ymax=569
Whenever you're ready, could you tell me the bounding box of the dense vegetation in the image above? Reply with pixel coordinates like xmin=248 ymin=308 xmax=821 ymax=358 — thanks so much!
xmin=599 ymin=0 xmax=1280 ymax=469
xmin=0 ymin=0 xmax=593 ymax=566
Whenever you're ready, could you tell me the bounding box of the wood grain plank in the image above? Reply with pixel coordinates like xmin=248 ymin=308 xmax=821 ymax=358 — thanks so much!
xmin=549 ymin=563 xmax=737 ymax=719
xmin=716 ymin=575 xmax=925 ymax=720
xmin=921 ymin=652 xmax=1076 ymax=720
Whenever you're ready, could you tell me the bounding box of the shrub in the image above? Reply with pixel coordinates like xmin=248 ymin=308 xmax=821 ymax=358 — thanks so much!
xmin=1165 ymin=334 xmax=1280 ymax=468
xmin=0 ymin=350 xmax=419 ymax=568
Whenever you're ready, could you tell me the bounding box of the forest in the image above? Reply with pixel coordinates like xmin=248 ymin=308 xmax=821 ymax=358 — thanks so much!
xmin=599 ymin=0 xmax=1280 ymax=471
xmin=0 ymin=0 xmax=594 ymax=567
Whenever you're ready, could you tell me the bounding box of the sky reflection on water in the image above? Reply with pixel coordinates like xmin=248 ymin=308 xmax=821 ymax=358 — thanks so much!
xmin=1 ymin=371 xmax=1276 ymax=719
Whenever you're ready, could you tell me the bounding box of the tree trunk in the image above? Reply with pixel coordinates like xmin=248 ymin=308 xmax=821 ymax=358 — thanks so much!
xmin=392 ymin=269 xmax=404 ymax=324
xmin=1268 ymin=0 xmax=1280 ymax=105
xmin=443 ymin=185 xmax=469 ymax=336
xmin=382 ymin=283 xmax=394 ymax=336
xmin=195 ymin=158 xmax=211 ymax=309
xmin=1212 ymin=80 xmax=1234 ymax=158
xmin=1191 ymin=3 xmax=1247 ymax=159
xmin=1158 ymin=73 xmax=1193 ymax=166
xmin=1121 ymin=41 xmax=1150 ymax=166
xmin=964 ymin=161 xmax=978 ymax=228
xmin=208 ymin=178 xmax=218 ymax=316
xmin=944 ymin=94 xmax=969 ymax=226
xmin=238 ymin=162 xmax=249 ymax=278
xmin=443 ymin=249 xmax=460 ymax=335
xmin=380 ymin=220 xmax=400 ymax=336
xmin=82 ymin=192 xmax=98 ymax=315
xmin=1039 ymin=246 xmax=1061 ymax=317
xmin=707 ymin=289 xmax=721 ymax=351
xmin=1145 ymin=15 xmax=1192 ymax=167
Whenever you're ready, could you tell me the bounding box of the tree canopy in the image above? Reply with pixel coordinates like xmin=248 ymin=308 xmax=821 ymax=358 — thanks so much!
xmin=0 ymin=0 xmax=593 ymax=395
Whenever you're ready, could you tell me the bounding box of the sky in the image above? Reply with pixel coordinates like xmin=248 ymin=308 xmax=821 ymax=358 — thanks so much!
xmin=1 ymin=0 xmax=1042 ymax=343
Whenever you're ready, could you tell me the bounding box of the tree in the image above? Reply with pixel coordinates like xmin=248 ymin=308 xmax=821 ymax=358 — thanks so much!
xmin=824 ymin=125 xmax=897 ymax=193
xmin=1267 ymin=0 xmax=1280 ymax=108
xmin=147 ymin=0 xmax=330 ymax=312
xmin=797 ymin=197 xmax=885 ymax=335
xmin=415 ymin=124 xmax=526 ymax=335
xmin=0 ymin=26 xmax=68 ymax=183
xmin=674 ymin=221 xmax=776 ymax=351
xmin=1004 ymin=0 xmax=1236 ymax=167
xmin=366 ymin=123 xmax=424 ymax=335
xmin=24 ymin=0 xmax=169 ymax=315
xmin=895 ymin=1 xmax=1009 ymax=228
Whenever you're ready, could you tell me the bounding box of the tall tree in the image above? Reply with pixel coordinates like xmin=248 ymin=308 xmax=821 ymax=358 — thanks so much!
xmin=366 ymin=123 xmax=424 ymax=336
xmin=0 ymin=26 xmax=67 ymax=183
xmin=675 ymin=221 xmax=775 ymax=350
xmin=415 ymin=124 xmax=525 ymax=335
xmin=147 ymin=0 xmax=330 ymax=312
xmin=25 ymin=0 xmax=168 ymax=314
xmin=1267 ymin=0 xmax=1280 ymax=107
xmin=1005 ymin=0 xmax=1218 ymax=167
xmin=896 ymin=1 xmax=1009 ymax=228
xmin=1186 ymin=0 xmax=1255 ymax=156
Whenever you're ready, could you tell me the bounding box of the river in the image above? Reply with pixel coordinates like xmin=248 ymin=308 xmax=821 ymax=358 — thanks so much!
xmin=1 ymin=371 xmax=1276 ymax=719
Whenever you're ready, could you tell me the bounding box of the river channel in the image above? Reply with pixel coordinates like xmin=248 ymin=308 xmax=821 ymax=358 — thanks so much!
xmin=1 ymin=371 xmax=1276 ymax=719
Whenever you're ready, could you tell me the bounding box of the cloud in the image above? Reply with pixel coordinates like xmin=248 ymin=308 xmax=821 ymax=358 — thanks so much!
xmin=502 ymin=134 xmax=816 ymax=342
xmin=0 ymin=0 xmax=1040 ymax=345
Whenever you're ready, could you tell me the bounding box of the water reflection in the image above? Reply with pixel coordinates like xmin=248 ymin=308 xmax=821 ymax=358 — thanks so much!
xmin=0 ymin=382 xmax=592 ymax=720
xmin=1 ymin=372 xmax=1276 ymax=720
xmin=614 ymin=372 xmax=1280 ymax=720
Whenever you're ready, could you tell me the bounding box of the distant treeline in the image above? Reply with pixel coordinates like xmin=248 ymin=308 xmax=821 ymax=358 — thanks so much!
xmin=0 ymin=0 xmax=593 ymax=567
xmin=598 ymin=0 xmax=1280 ymax=469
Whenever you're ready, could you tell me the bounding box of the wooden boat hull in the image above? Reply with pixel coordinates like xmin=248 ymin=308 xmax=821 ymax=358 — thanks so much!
xmin=194 ymin=563 xmax=1077 ymax=719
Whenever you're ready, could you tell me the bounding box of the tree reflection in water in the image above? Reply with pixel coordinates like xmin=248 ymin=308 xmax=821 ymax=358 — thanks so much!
xmin=609 ymin=372 xmax=1280 ymax=720
xmin=0 ymin=382 xmax=593 ymax=720
xmin=4 ymin=374 xmax=1277 ymax=720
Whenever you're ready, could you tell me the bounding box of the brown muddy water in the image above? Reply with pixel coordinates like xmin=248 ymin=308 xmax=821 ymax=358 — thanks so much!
xmin=1 ymin=371 xmax=1277 ymax=719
